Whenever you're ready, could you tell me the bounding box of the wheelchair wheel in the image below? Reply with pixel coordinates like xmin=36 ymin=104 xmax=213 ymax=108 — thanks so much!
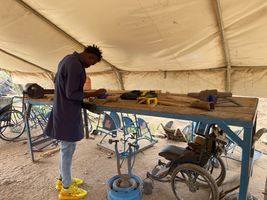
xmin=205 ymin=156 xmax=226 ymax=186
xmin=196 ymin=156 xmax=226 ymax=187
xmin=171 ymin=163 xmax=219 ymax=200
xmin=0 ymin=110 xmax=25 ymax=141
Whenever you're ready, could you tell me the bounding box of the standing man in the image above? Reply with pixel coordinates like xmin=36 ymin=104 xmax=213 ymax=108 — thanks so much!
xmin=44 ymin=45 xmax=106 ymax=200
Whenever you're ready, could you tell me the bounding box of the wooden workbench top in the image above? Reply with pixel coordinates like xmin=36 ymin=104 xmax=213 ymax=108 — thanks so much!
xmin=87 ymin=93 xmax=258 ymax=126
xmin=25 ymin=92 xmax=258 ymax=126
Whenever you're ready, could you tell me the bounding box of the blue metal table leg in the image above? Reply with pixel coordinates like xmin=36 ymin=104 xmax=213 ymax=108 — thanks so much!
xmin=239 ymin=127 xmax=254 ymax=200
xmin=83 ymin=109 xmax=89 ymax=139
xmin=25 ymin=103 xmax=34 ymax=161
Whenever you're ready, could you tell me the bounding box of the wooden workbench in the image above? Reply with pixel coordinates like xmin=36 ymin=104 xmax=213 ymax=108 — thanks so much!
xmin=26 ymin=92 xmax=258 ymax=200
xmin=87 ymin=93 xmax=258 ymax=128
xmin=84 ymin=92 xmax=258 ymax=200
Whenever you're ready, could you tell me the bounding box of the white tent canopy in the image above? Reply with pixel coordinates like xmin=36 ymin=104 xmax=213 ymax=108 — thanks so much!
xmin=1 ymin=0 xmax=267 ymax=96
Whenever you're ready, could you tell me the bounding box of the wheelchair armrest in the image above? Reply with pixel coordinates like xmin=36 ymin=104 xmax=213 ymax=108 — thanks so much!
xmin=254 ymin=128 xmax=267 ymax=141
xmin=187 ymin=143 xmax=204 ymax=153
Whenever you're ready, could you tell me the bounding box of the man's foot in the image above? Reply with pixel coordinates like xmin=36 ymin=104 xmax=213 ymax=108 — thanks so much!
xmin=58 ymin=185 xmax=87 ymax=200
xmin=56 ymin=178 xmax=84 ymax=191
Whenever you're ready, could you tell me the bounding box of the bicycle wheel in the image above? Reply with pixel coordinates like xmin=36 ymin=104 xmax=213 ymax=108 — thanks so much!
xmin=0 ymin=116 xmax=8 ymax=135
xmin=0 ymin=109 xmax=25 ymax=141
xmin=171 ymin=163 xmax=219 ymax=200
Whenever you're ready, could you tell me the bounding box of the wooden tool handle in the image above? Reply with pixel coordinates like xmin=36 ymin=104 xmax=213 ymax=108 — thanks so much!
xmin=190 ymin=100 xmax=211 ymax=111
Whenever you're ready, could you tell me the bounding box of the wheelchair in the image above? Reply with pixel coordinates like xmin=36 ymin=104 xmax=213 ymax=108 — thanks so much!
xmin=0 ymin=96 xmax=25 ymax=141
xmin=147 ymin=123 xmax=227 ymax=200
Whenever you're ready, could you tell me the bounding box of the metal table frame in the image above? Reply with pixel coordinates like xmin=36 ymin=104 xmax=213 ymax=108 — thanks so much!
xmin=24 ymin=99 xmax=90 ymax=162
xmin=24 ymin=96 xmax=258 ymax=200
xmin=93 ymin=104 xmax=257 ymax=200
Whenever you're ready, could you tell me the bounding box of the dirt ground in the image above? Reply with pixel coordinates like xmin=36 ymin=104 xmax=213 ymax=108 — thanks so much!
xmin=1 ymin=98 xmax=267 ymax=200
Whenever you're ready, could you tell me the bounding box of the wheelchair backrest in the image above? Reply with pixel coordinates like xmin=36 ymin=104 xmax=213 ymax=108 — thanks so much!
xmin=194 ymin=121 xmax=211 ymax=136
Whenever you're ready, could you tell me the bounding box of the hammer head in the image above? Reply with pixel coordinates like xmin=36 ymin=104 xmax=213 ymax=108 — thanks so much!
xmin=199 ymin=89 xmax=218 ymax=101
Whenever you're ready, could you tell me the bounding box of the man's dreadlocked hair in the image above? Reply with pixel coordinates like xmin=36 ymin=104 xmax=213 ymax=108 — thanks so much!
xmin=84 ymin=44 xmax=102 ymax=62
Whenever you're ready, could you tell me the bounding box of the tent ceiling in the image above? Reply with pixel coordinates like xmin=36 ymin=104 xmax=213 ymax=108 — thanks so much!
xmin=21 ymin=0 xmax=225 ymax=71
xmin=0 ymin=49 xmax=43 ymax=72
xmin=1 ymin=0 xmax=267 ymax=96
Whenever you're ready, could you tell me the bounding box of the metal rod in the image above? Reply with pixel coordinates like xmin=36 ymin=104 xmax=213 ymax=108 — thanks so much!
xmin=213 ymin=0 xmax=232 ymax=92
xmin=113 ymin=68 xmax=125 ymax=90
xmin=0 ymin=48 xmax=53 ymax=75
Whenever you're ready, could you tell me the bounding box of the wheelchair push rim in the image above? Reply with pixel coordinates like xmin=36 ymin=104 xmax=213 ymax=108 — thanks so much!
xmin=171 ymin=163 xmax=219 ymax=200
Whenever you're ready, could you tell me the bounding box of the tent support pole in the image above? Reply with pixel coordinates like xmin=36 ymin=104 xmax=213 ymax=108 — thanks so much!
xmin=0 ymin=48 xmax=53 ymax=75
xmin=213 ymin=0 xmax=232 ymax=92
xmin=113 ymin=69 xmax=125 ymax=90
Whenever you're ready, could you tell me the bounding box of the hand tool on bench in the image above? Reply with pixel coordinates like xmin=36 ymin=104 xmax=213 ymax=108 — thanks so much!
xmin=24 ymin=83 xmax=54 ymax=99
xmin=137 ymin=91 xmax=158 ymax=106
xmin=188 ymin=89 xmax=242 ymax=110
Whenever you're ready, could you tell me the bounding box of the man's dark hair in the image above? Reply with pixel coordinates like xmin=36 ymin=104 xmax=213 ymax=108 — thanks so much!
xmin=84 ymin=45 xmax=102 ymax=62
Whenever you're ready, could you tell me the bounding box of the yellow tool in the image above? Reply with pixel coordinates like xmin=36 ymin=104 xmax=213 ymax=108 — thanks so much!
xmin=137 ymin=91 xmax=158 ymax=106
xmin=137 ymin=97 xmax=158 ymax=105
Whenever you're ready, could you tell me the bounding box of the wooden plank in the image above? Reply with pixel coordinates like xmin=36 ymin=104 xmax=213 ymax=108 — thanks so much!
xmin=90 ymin=93 xmax=258 ymax=125
xmin=26 ymin=92 xmax=258 ymax=125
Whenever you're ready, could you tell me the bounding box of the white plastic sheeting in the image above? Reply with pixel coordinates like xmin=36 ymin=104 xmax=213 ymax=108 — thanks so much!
xmin=232 ymin=69 xmax=267 ymax=97
xmin=122 ymin=71 xmax=225 ymax=93
xmin=90 ymin=72 xmax=120 ymax=91
xmin=11 ymin=71 xmax=54 ymax=89
xmin=0 ymin=51 xmax=43 ymax=72
xmin=222 ymin=0 xmax=267 ymax=66
xmin=1 ymin=0 xmax=267 ymax=97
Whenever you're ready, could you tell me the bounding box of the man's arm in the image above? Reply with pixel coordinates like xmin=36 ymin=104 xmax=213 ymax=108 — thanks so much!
xmin=64 ymin=61 xmax=84 ymax=101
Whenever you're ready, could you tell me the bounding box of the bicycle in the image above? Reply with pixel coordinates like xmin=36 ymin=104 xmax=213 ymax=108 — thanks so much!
xmin=0 ymin=96 xmax=25 ymax=141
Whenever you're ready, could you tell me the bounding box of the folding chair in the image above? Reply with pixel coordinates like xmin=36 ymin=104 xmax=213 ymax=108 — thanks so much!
xmin=122 ymin=114 xmax=156 ymax=142
xmin=98 ymin=111 xmax=123 ymax=143
xmin=122 ymin=116 xmax=137 ymax=138
xmin=136 ymin=117 xmax=156 ymax=142
xmin=223 ymin=128 xmax=267 ymax=162
xmin=180 ymin=121 xmax=210 ymax=142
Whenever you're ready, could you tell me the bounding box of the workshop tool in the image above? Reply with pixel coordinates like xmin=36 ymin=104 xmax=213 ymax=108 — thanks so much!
xmin=187 ymin=89 xmax=242 ymax=110
xmin=24 ymin=83 xmax=54 ymax=99
xmin=191 ymin=100 xmax=212 ymax=111
xmin=120 ymin=90 xmax=142 ymax=100
xmin=188 ymin=89 xmax=232 ymax=101
xmin=137 ymin=91 xmax=158 ymax=106
xmin=107 ymin=139 xmax=142 ymax=200
xmin=156 ymin=93 xmax=212 ymax=111
xmin=158 ymin=99 xmax=211 ymax=111
xmin=188 ymin=89 xmax=242 ymax=107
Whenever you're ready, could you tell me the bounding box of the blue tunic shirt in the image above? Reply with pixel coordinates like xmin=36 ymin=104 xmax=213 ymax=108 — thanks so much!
xmin=44 ymin=52 xmax=86 ymax=142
